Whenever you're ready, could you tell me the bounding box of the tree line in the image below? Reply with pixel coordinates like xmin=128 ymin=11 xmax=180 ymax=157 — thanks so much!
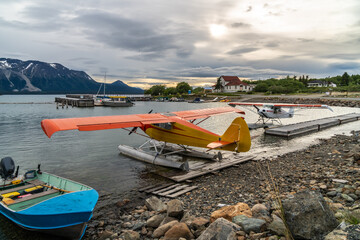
xmin=252 ymin=72 xmax=360 ymax=94
xmin=145 ymin=82 xmax=205 ymax=96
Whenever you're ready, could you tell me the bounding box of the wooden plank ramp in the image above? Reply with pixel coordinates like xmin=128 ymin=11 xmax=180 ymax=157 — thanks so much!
xmin=155 ymin=155 xmax=254 ymax=182
xmin=265 ymin=113 xmax=360 ymax=137
xmin=139 ymin=183 xmax=198 ymax=198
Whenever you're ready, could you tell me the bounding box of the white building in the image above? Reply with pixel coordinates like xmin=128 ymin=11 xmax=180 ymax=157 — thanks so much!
xmin=212 ymin=76 xmax=253 ymax=93
xmin=307 ymin=80 xmax=337 ymax=87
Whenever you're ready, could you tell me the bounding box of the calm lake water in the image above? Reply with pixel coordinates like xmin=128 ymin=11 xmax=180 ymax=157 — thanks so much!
xmin=0 ymin=94 xmax=359 ymax=239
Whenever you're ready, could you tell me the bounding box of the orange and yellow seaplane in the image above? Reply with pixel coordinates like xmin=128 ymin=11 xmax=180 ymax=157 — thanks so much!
xmin=41 ymin=107 xmax=251 ymax=170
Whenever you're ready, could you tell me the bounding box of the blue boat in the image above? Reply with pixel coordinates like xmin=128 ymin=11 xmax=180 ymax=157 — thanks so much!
xmin=0 ymin=157 xmax=98 ymax=239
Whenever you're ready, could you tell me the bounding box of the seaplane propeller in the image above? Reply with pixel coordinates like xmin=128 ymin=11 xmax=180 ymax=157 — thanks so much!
xmin=128 ymin=110 xmax=153 ymax=135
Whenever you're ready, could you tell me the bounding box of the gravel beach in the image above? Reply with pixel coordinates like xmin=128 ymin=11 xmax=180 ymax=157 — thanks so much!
xmin=83 ymin=130 xmax=360 ymax=239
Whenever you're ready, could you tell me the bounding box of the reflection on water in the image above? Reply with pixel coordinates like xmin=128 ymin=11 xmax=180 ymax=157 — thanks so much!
xmin=0 ymin=95 xmax=359 ymax=239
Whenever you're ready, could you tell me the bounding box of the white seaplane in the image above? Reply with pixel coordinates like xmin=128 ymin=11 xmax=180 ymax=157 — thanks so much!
xmin=229 ymin=102 xmax=333 ymax=127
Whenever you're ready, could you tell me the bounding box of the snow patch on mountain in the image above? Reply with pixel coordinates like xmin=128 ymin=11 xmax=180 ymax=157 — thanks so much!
xmin=0 ymin=60 xmax=12 ymax=68
xmin=19 ymin=71 xmax=41 ymax=92
xmin=25 ymin=63 xmax=33 ymax=70
xmin=2 ymin=69 xmax=15 ymax=87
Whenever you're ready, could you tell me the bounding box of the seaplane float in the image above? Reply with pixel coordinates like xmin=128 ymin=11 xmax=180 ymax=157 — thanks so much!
xmin=41 ymin=107 xmax=251 ymax=171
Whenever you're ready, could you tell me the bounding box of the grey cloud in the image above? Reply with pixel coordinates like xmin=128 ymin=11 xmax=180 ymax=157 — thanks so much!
xmin=176 ymin=46 xmax=195 ymax=58
xmin=268 ymin=11 xmax=281 ymax=16
xmin=227 ymin=47 xmax=259 ymax=55
xmin=328 ymin=62 xmax=360 ymax=70
xmin=20 ymin=6 xmax=62 ymax=20
xmin=297 ymin=38 xmax=314 ymax=42
xmin=246 ymin=6 xmax=252 ymax=12
xmin=0 ymin=16 xmax=63 ymax=32
xmin=74 ymin=11 xmax=195 ymax=58
xmin=265 ymin=42 xmax=280 ymax=48
xmin=231 ymin=22 xmax=251 ymax=28
xmin=249 ymin=57 xmax=328 ymax=74
xmin=126 ymin=52 xmax=166 ymax=61
xmin=321 ymin=54 xmax=360 ymax=60
xmin=146 ymin=65 xmax=294 ymax=80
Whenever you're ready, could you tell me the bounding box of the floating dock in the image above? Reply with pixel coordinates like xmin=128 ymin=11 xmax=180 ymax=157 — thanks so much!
xmin=265 ymin=113 xmax=360 ymax=137
xmin=155 ymin=155 xmax=254 ymax=182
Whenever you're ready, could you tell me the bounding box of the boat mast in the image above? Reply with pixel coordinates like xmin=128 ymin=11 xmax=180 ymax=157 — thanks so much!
xmin=104 ymin=72 xmax=106 ymax=97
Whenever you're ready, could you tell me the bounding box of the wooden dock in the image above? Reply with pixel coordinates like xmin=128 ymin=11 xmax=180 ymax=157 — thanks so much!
xmin=139 ymin=183 xmax=198 ymax=198
xmin=155 ymin=155 xmax=254 ymax=182
xmin=265 ymin=113 xmax=360 ymax=137
xmin=55 ymin=95 xmax=94 ymax=107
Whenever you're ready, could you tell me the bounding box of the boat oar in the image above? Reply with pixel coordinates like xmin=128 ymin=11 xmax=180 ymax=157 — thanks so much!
xmin=42 ymin=184 xmax=73 ymax=193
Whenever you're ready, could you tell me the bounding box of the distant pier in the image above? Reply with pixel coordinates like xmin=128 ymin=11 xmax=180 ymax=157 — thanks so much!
xmin=55 ymin=94 xmax=152 ymax=108
xmin=55 ymin=95 xmax=94 ymax=107
xmin=265 ymin=113 xmax=360 ymax=137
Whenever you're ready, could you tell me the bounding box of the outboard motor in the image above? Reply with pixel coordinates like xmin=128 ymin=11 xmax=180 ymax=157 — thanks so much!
xmin=0 ymin=157 xmax=16 ymax=180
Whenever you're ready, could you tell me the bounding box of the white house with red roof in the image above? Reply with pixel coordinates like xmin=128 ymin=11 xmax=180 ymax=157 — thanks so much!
xmin=212 ymin=76 xmax=253 ymax=93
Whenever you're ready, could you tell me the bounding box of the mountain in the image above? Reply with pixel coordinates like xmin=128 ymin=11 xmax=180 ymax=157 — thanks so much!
xmin=0 ymin=58 xmax=144 ymax=94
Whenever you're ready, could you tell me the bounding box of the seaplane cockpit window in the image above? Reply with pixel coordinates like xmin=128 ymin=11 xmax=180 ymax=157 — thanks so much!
xmin=264 ymin=105 xmax=273 ymax=109
xmin=153 ymin=122 xmax=173 ymax=130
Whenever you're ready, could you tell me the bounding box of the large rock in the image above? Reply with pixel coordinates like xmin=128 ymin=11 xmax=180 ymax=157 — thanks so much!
xmin=197 ymin=218 xmax=240 ymax=240
xmin=180 ymin=211 xmax=196 ymax=226
xmin=325 ymin=224 xmax=360 ymax=240
xmin=190 ymin=217 xmax=209 ymax=230
xmin=251 ymin=203 xmax=271 ymax=223
xmin=145 ymin=196 xmax=167 ymax=212
xmin=153 ymin=220 xmax=178 ymax=238
xmin=190 ymin=217 xmax=210 ymax=238
xmin=163 ymin=222 xmax=194 ymax=240
xmin=232 ymin=214 xmax=266 ymax=233
xmin=210 ymin=202 xmax=252 ymax=222
xmin=160 ymin=216 xmax=178 ymax=226
xmin=268 ymin=215 xmax=287 ymax=236
xmin=146 ymin=214 xmax=165 ymax=228
xmin=283 ymin=190 xmax=338 ymax=240
xmin=167 ymin=199 xmax=184 ymax=218
xmin=123 ymin=230 xmax=140 ymax=240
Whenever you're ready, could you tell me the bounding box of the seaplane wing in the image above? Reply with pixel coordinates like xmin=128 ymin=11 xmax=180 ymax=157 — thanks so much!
xmin=173 ymin=106 xmax=245 ymax=120
xmin=229 ymin=102 xmax=333 ymax=111
xmin=41 ymin=107 xmax=245 ymax=138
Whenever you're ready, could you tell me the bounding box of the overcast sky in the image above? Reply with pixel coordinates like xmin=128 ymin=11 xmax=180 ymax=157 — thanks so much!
xmin=0 ymin=0 xmax=359 ymax=88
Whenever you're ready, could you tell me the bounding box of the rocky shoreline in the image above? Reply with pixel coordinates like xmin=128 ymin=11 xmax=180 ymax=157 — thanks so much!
xmin=83 ymin=129 xmax=360 ymax=240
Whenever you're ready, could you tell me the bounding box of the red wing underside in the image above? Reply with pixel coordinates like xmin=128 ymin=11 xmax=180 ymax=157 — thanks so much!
xmin=41 ymin=107 xmax=245 ymax=138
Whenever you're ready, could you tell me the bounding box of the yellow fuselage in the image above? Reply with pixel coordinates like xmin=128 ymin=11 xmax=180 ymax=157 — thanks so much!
xmin=142 ymin=118 xmax=237 ymax=151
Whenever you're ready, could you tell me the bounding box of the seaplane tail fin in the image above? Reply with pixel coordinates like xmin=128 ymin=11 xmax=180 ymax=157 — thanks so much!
xmin=221 ymin=117 xmax=251 ymax=152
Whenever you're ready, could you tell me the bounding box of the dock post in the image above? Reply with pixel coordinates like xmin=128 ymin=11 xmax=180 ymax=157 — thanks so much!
xmin=66 ymin=100 xmax=68 ymax=108
xmin=56 ymin=102 xmax=59 ymax=109
xmin=62 ymin=101 xmax=64 ymax=109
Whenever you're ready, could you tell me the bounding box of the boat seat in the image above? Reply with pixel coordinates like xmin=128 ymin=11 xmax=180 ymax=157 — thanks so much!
xmin=24 ymin=186 xmax=43 ymax=193
xmin=0 ymin=179 xmax=45 ymax=195
xmin=0 ymin=184 xmax=31 ymax=195
xmin=8 ymin=189 xmax=59 ymax=205
xmin=1 ymin=191 xmax=20 ymax=198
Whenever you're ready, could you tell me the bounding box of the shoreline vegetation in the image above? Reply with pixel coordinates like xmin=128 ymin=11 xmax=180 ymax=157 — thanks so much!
xmin=144 ymin=72 xmax=360 ymax=97
xmin=81 ymin=97 xmax=360 ymax=240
